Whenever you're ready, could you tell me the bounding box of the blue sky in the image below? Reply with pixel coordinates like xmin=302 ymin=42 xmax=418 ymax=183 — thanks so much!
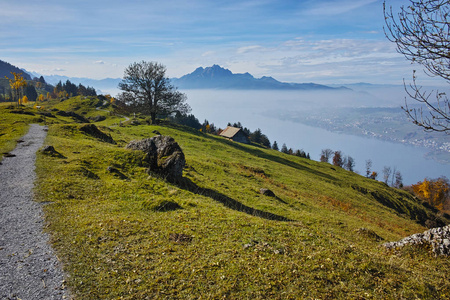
xmin=0 ymin=0 xmax=427 ymax=84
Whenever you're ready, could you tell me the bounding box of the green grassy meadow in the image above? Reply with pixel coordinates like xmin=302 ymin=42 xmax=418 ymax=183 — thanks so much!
xmin=1 ymin=97 xmax=450 ymax=299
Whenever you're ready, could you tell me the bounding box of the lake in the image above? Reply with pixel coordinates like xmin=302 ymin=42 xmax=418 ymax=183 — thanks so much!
xmin=182 ymin=89 xmax=450 ymax=185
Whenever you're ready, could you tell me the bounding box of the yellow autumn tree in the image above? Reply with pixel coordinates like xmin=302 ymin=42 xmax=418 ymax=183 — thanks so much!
xmin=37 ymin=94 xmax=44 ymax=102
xmin=412 ymin=177 xmax=450 ymax=211
xmin=21 ymin=95 xmax=28 ymax=105
xmin=6 ymin=72 xmax=27 ymax=107
xmin=104 ymin=94 xmax=115 ymax=104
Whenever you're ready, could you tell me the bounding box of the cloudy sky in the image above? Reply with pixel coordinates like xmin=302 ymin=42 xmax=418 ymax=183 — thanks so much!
xmin=0 ymin=0 xmax=430 ymax=84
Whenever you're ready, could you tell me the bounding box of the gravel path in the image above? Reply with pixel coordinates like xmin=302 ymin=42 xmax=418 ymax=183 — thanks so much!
xmin=0 ymin=124 xmax=69 ymax=299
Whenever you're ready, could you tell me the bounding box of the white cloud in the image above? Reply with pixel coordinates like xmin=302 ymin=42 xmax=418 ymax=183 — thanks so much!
xmin=94 ymin=60 xmax=105 ymax=65
xmin=201 ymin=51 xmax=216 ymax=57
xmin=236 ymin=45 xmax=264 ymax=54
xmin=305 ymin=0 xmax=378 ymax=16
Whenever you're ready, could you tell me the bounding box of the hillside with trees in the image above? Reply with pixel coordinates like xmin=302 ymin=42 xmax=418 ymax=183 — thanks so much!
xmin=1 ymin=92 xmax=449 ymax=298
xmin=0 ymin=59 xmax=32 ymax=80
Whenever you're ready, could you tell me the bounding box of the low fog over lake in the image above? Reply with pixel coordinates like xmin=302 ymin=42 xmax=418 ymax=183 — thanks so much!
xmin=182 ymin=88 xmax=450 ymax=185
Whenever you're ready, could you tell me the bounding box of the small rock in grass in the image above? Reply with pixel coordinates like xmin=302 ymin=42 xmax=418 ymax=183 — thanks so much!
xmin=169 ymin=233 xmax=192 ymax=243
xmin=41 ymin=145 xmax=66 ymax=158
xmin=106 ymin=166 xmax=128 ymax=180
xmin=260 ymin=188 xmax=276 ymax=197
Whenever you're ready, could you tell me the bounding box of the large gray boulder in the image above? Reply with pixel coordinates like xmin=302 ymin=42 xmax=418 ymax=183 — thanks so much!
xmin=126 ymin=135 xmax=185 ymax=181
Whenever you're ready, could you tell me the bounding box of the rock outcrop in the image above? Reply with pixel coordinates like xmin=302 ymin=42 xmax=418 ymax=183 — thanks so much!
xmin=126 ymin=135 xmax=185 ymax=182
xmin=383 ymin=225 xmax=450 ymax=256
xmin=40 ymin=145 xmax=66 ymax=158
xmin=79 ymin=124 xmax=116 ymax=144
xmin=56 ymin=110 xmax=90 ymax=123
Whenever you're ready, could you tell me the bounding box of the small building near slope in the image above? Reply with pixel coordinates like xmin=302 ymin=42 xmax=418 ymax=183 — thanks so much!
xmin=219 ymin=126 xmax=250 ymax=144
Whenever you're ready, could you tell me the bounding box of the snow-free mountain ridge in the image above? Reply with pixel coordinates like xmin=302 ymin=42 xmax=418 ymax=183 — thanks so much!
xmin=172 ymin=65 xmax=349 ymax=90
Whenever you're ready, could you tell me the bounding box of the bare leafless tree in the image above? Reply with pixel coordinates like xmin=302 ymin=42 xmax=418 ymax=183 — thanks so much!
xmin=383 ymin=166 xmax=392 ymax=185
xmin=365 ymin=159 xmax=373 ymax=177
xmin=320 ymin=148 xmax=334 ymax=163
xmin=384 ymin=0 xmax=450 ymax=133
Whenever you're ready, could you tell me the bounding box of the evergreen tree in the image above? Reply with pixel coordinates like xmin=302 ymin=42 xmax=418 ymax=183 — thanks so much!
xmin=250 ymin=128 xmax=263 ymax=144
xmin=63 ymin=80 xmax=78 ymax=96
xmin=25 ymin=85 xmax=37 ymax=102
xmin=272 ymin=141 xmax=279 ymax=151
xmin=281 ymin=143 xmax=289 ymax=154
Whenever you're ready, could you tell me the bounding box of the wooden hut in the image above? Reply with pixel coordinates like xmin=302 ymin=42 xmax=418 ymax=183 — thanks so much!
xmin=219 ymin=126 xmax=250 ymax=144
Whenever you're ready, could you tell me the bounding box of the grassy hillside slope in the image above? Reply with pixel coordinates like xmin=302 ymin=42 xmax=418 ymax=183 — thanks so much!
xmin=2 ymin=97 xmax=449 ymax=299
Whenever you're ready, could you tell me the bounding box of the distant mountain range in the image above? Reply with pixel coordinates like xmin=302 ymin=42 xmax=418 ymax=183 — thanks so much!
xmin=1 ymin=60 xmax=355 ymax=94
xmin=172 ymin=65 xmax=349 ymax=91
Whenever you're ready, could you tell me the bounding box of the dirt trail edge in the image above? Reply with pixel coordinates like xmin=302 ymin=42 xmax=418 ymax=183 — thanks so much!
xmin=0 ymin=124 xmax=69 ymax=300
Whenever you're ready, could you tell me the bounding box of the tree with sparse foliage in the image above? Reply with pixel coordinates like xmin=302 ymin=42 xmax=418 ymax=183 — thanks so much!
xmin=365 ymin=159 xmax=373 ymax=177
xmin=383 ymin=166 xmax=392 ymax=185
xmin=320 ymin=148 xmax=333 ymax=163
xmin=6 ymin=72 xmax=27 ymax=107
xmin=118 ymin=61 xmax=190 ymax=124
xmin=394 ymin=170 xmax=403 ymax=188
xmin=384 ymin=0 xmax=450 ymax=133
xmin=332 ymin=151 xmax=343 ymax=167
xmin=345 ymin=156 xmax=355 ymax=172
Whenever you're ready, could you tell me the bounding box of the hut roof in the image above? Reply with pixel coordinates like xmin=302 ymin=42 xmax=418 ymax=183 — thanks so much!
xmin=219 ymin=126 xmax=242 ymax=138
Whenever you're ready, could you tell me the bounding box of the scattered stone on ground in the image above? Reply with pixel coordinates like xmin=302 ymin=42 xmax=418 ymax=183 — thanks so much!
xmin=383 ymin=225 xmax=450 ymax=256
xmin=242 ymin=240 xmax=284 ymax=255
xmin=126 ymin=135 xmax=185 ymax=181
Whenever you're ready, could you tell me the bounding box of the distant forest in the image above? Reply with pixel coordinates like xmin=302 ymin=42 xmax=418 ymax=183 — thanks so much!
xmin=0 ymin=60 xmax=97 ymax=102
